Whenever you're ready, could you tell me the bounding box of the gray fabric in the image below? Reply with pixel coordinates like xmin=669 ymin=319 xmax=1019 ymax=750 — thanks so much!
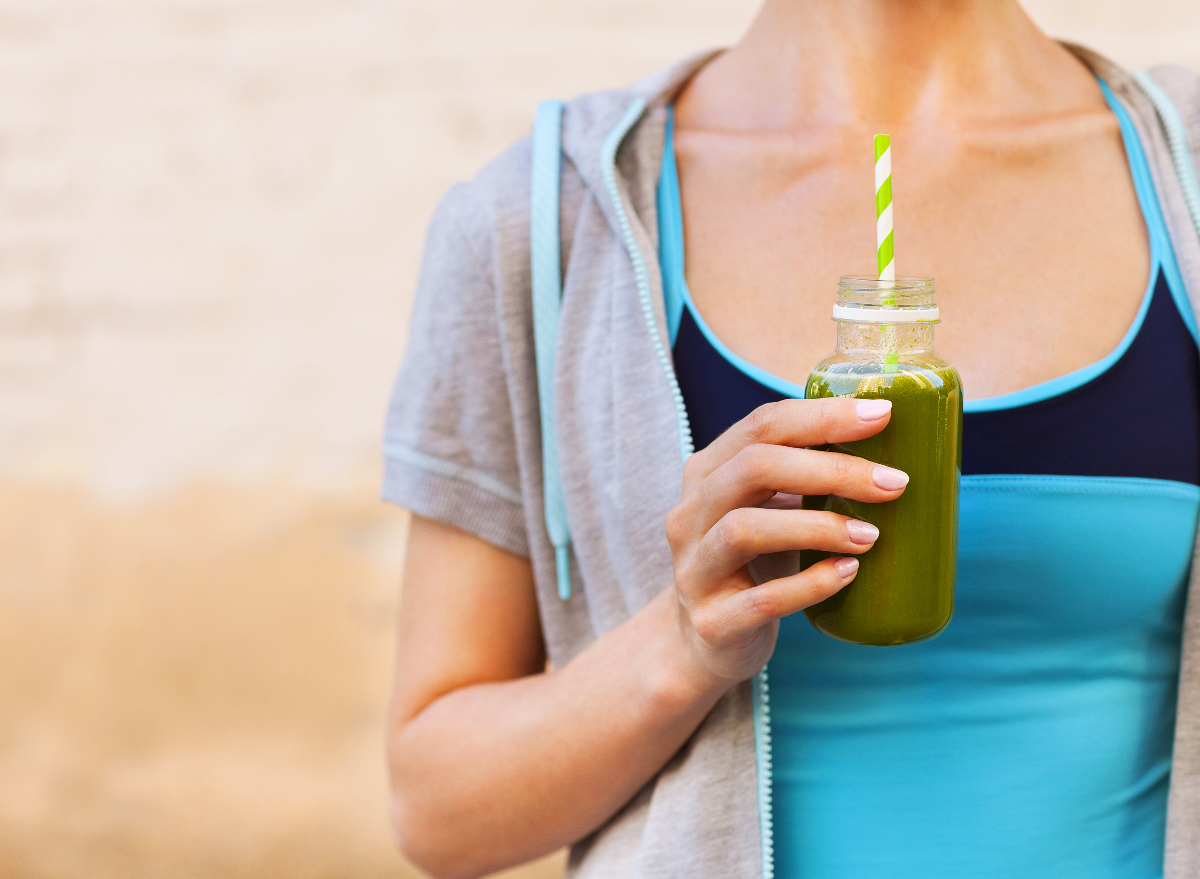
xmin=383 ymin=46 xmax=1200 ymax=878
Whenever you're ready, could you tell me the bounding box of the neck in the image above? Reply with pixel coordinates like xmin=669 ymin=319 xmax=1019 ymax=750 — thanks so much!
xmin=683 ymin=0 xmax=1094 ymax=130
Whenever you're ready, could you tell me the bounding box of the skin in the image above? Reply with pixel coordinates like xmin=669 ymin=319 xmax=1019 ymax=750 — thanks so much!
xmin=675 ymin=1 xmax=1146 ymax=396
xmin=387 ymin=2 xmax=1149 ymax=876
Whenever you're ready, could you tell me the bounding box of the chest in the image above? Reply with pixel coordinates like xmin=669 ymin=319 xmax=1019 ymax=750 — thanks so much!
xmin=674 ymin=118 xmax=1149 ymax=399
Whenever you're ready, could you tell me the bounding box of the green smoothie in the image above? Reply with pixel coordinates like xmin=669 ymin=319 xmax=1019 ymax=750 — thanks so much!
xmin=802 ymin=363 xmax=962 ymax=646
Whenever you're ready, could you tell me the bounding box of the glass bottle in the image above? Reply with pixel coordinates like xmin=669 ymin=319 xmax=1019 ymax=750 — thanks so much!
xmin=802 ymin=276 xmax=963 ymax=646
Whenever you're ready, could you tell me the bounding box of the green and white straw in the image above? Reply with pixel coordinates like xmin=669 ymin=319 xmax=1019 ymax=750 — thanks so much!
xmin=875 ymin=133 xmax=899 ymax=372
xmin=875 ymin=134 xmax=894 ymax=282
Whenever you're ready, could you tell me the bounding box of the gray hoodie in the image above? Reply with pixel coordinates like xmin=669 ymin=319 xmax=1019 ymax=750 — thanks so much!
xmin=384 ymin=46 xmax=1200 ymax=879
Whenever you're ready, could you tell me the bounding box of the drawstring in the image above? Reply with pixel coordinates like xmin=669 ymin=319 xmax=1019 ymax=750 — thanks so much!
xmin=531 ymin=99 xmax=573 ymax=599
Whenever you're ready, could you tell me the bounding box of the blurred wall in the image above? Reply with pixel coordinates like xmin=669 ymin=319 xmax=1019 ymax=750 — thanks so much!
xmin=2 ymin=2 xmax=1199 ymax=877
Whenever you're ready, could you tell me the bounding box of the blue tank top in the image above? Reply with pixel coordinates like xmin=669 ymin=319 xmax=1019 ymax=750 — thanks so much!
xmin=659 ymin=83 xmax=1200 ymax=879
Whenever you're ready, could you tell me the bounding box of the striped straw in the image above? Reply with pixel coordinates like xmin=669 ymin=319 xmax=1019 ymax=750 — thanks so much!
xmin=875 ymin=134 xmax=899 ymax=372
xmin=875 ymin=134 xmax=894 ymax=282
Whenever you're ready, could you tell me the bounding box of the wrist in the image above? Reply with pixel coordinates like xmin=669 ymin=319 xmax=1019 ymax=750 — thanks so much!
xmin=639 ymin=588 xmax=732 ymax=720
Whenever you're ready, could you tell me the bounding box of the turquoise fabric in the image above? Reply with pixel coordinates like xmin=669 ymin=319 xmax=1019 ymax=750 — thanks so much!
xmin=659 ymin=85 xmax=1200 ymax=878
xmin=658 ymin=109 xmax=687 ymax=351
xmin=770 ymin=477 xmax=1197 ymax=878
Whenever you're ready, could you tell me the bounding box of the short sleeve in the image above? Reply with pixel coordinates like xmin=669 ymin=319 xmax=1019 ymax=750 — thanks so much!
xmin=382 ymin=184 xmax=529 ymax=557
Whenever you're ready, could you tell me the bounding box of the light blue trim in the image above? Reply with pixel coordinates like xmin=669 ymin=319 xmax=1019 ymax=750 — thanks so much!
xmin=658 ymin=107 xmax=686 ymax=347
xmin=658 ymin=112 xmax=808 ymax=399
xmin=960 ymin=472 xmax=1200 ymax=503
xmin=531 ymin=99 xmax=573 ymax=600
xmin=384 ymin=442 xmax=523 ymax=505
xmin=1134 ymin=70 xmax=1200 ymax=345
xmin=682 ymin=297 xmax=810 ymax=398
xmin=1101 ymin=79 xmax=1168 ymax=270
xmin=601 ymin=98 xmax=695 ymax=464
xmin=964 ymin=80 xmax=1172 ymax=413
xmin=752 ymin=670 xmax=775 ymax=879
xmin=962 ymin=271 xmax=1156 ymax=412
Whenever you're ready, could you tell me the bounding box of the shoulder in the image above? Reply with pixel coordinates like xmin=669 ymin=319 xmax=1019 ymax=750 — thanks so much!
xmin=1133 ymin=64 xmax=1200 ymax=179
xmin=427 ymin=134 xmax=535 ymax=270
xmin=431 ymin=48 xmax=720 ymax=260
xmin=434 ymin=75 xmax=637 ymax=231
xmin=1138 ymin=63 xmax=1200 ymax=142
xmin=1143 ymin=63 xmax=1200 ymax=103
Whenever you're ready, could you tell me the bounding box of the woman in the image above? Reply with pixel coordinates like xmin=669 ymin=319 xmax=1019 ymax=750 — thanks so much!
xmin=383 ymin=2 xmax=1200 ymax=877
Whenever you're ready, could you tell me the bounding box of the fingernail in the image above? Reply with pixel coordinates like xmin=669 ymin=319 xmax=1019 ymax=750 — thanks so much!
xmin=845 ymin=520 xmax=879 ymax=544
xmin=833 ymin=557 xmax=859 ymax=579
xmin=872 ymin=465 xmax=909 ymax=490
xmin=856 ymin=399 xmax=892 ymax=421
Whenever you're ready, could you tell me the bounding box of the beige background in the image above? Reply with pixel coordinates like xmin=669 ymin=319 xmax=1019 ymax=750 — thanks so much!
xmin=3 ymin=2 xmax=1199 ymax=877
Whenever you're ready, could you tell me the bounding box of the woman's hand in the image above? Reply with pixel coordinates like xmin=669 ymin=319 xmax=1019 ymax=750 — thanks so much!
xmin=665 ymin=398 xmax=909 ymax=685
xmin=389 ymin=400 xmax=907 ymax=877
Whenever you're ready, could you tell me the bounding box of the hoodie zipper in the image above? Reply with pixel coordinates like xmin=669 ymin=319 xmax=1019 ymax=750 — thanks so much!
xmin=599 ymin=99 xmax=775 ymax=879
xmin=599 ymin=98 xmax=695 ymax=463
xmin=1135 ymin=71 xmax=1200 ymax=249
xmin=752 ymin=669 xmax=776 ymax=879
xmin=1135 ymin=70 xmax=1200 ymax=345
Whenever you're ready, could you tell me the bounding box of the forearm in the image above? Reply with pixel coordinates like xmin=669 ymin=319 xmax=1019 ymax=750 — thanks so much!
xmin=387 ymin=587 xmax=726 ymax=879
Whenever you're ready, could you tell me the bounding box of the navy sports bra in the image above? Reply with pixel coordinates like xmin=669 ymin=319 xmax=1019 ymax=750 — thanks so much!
xmin=674 ymin=269 xmax=1200 ymax=484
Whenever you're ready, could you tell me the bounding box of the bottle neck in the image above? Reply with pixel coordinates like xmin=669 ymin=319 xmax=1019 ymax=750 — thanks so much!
xmin=836 ymin=321 xmax=935 ymax=355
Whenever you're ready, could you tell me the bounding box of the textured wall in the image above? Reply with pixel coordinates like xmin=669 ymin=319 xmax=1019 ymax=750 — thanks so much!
xmin=2 ymin=2 xmax=1198 ymax=877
